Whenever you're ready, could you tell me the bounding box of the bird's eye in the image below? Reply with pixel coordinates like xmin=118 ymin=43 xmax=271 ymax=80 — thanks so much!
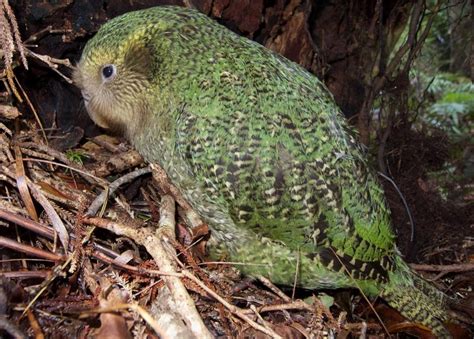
xmin=101 ymin=64 xmax=116 ymax=81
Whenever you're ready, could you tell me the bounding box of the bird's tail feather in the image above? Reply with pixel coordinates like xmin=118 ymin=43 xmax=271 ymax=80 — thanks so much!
xmin=381 ymin=257 xmax=452 ymax=338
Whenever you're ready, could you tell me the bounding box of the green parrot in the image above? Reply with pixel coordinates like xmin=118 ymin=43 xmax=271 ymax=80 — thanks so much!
xmin=74 ymin=6 xmax=452 ymax=337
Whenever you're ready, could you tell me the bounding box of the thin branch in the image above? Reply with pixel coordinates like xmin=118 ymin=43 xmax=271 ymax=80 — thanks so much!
xmin=24 ymin=25 xmax=71 ymax=44
xmin=87 ymin=166 xmax=152 ymax=216
xmin=403 ymin=1 xmax=442 ymax=75
xmin=385 ymin=0 xmax=424 ymax=77
xmin=258 ymin=276 xmax=292 ymax=303
xmin=241 ymin=300 xmax=313 ymax=315
xmin=0 ymin=270 xmax=51 ymax=279
xmin=410 ymin=263 xmax=474 ymax=273
xmin=0 ymin=235 xmax=63 ymax=261
xmin=25 ymin=49 xmax=73 ymax=83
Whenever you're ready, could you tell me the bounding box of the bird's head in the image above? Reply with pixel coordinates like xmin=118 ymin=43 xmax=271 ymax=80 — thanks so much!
xmin=73 ymin=15 xmax=162 ymax=137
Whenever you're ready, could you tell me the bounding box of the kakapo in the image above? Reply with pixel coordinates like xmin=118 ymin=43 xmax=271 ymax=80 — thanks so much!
xmin=74 ymin=6 xmax=452 ymax=337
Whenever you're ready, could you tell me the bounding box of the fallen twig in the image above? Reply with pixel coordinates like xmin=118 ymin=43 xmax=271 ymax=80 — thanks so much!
xmin=0 ymin=235 xmax=63 ymax=261
xmin=87 ymin=166 xmax=152 ymax=216
xmin=240 ymin=300 xmax=312 ymax=315
xmin=258 ymin=276 xmax=292 ymax=303
xmin=0 ymin=270 xmax=51 ymax=279
xmin=411 ymin=263 xmax=474 ymax=273
xmin=25 ymin=49 xmax=73 ymax=83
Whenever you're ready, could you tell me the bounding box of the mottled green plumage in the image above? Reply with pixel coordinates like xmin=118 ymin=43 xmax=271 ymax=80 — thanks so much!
xmin=75 ymin=6 xmax=451 ymax=336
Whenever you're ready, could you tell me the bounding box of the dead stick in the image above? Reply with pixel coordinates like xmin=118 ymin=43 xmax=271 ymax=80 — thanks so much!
xmin=410 ymin=263 xmax=474 ymax=272
xmin=0 ymin=236 xmax=63 ymax=261
xmin=87 ymin=166 xmax=152 ymax=216
xmin=0 ymin=270 xmax=50 ymax=279
xmin=151 ymin=195 xmax=213 ymax=339
xmin=0 ymin=208 xmax=54 ymax=239
xmin=241 ymin=300 xmax=313 ymax=315
xmin=258 ymin=276 xmax=292 ymax=303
